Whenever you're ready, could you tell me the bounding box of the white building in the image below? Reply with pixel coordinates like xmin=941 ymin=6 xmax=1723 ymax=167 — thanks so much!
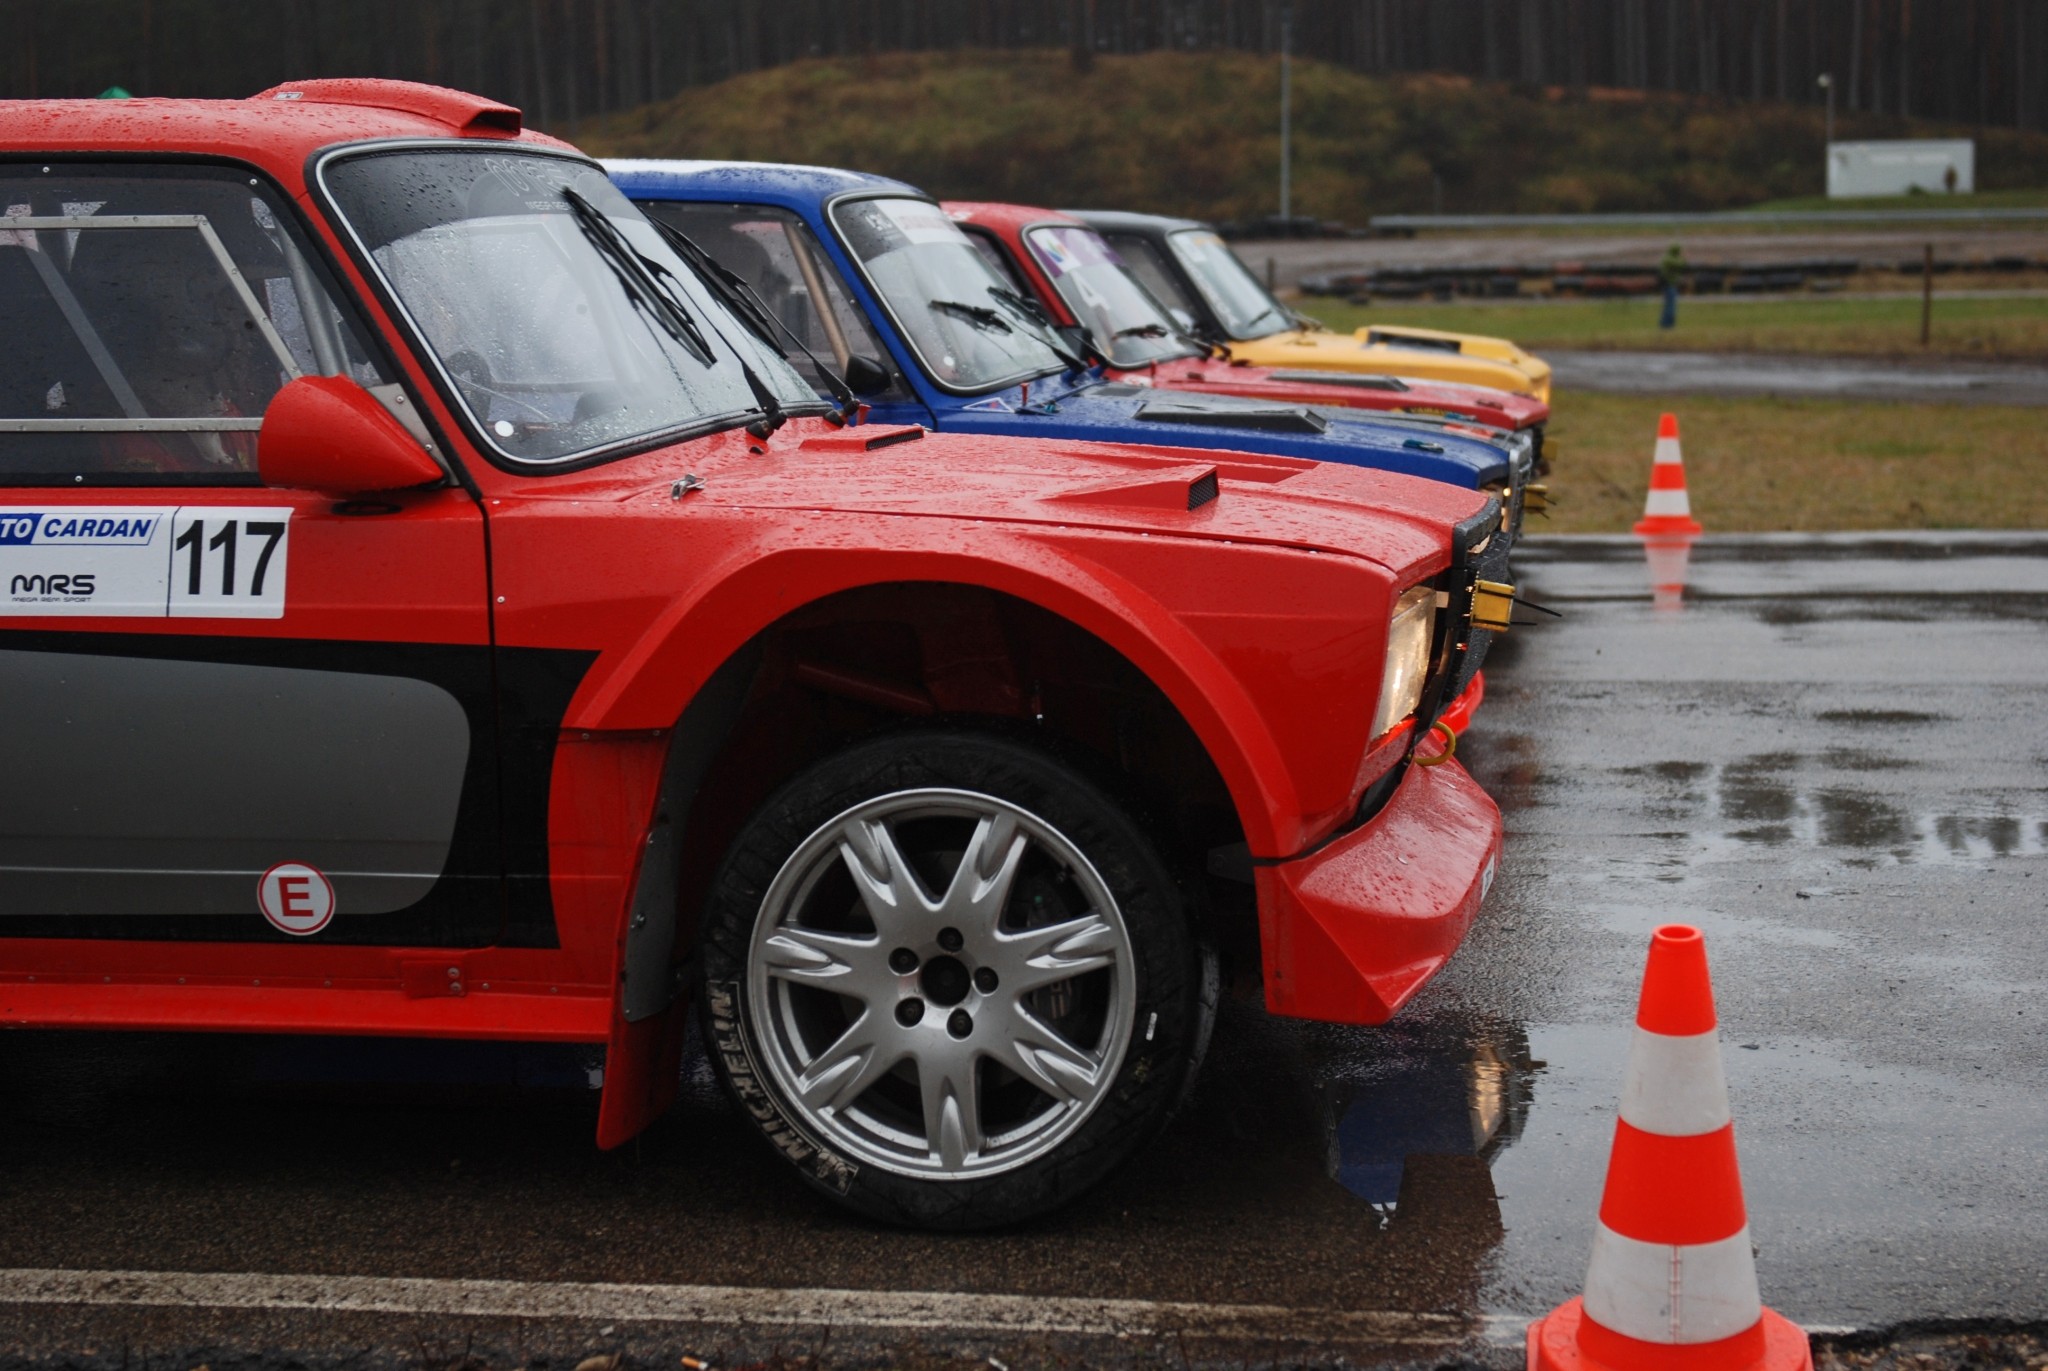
xmin=1827 ymin=140 xmax=1976 ymax=198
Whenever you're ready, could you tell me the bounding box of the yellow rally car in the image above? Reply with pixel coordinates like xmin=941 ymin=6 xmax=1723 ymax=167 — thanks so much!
xmin=1071 ymin=210 xmax=1551 ymax=404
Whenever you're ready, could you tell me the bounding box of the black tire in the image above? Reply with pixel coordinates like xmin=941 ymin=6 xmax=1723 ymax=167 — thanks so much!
xmin=699 ymin=727 xmax=1202 ymax=1230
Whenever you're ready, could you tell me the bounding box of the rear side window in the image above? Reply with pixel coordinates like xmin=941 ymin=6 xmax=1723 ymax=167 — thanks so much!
xmin=1099 ymin=232 xmax=1196 ymax=321
xmin=959 ymin=226 xmax=1031 ymax=297
xmin=0 ymin=165 xmax=388 ymax=485
xmin=638 ymin=200 xmax=899 ymax=399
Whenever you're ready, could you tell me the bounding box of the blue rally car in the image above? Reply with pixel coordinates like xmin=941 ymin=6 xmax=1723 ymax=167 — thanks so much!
xmin=605 ymin=160 xmax=1534 ymax=545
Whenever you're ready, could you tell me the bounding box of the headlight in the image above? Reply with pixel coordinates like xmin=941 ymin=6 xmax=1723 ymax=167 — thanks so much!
xmin=1370 ymin=584 xmax=1435 ymax=740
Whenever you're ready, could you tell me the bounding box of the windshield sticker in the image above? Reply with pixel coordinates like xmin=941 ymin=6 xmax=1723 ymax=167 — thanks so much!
xmin=1031 ymin=227 xmax=1115 ymax=279
xmin=0 ymin=203 xmax=35 ymax=250
xmin=874 ymin=199 xmax=965 ymax=247
xmin=1 ymin=507 xmax=290 ymax=619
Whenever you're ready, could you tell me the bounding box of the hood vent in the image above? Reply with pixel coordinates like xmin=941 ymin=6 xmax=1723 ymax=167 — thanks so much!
xmin=1365 ymin=329 xmax=1463 ymax=355
xmin=1135 ymin=400 xmax=1329 ymax=435
xmin=1267 ymin=371 xmax=1411 ymax=392
xmin=1047 ymin=463 xmax=1223 ymax=514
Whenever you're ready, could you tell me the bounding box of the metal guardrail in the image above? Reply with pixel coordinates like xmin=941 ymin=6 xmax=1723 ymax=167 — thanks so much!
xmin=1369 ymin=207 xmax=2048 ymax=231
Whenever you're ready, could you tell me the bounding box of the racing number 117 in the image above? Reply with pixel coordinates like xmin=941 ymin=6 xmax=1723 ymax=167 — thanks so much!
xmin=174 ymin=518 xmax=285 ymax=598
xmin=166 ymin=509 xmax=292 ymax=619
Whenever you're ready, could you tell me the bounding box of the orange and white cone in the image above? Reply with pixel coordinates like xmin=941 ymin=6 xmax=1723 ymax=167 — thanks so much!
xmin=1634 ymin=414 xmax=1703 ymax=537
xmin=1527 ymin=925 xmax=1810 ymax=1371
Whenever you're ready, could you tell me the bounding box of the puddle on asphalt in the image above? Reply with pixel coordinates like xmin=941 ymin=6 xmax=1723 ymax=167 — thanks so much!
xmin=1300 ymin=1016 xmax=1542 ymax=1218
xmin=1601 ymin=748 xmax=2048 ymax=865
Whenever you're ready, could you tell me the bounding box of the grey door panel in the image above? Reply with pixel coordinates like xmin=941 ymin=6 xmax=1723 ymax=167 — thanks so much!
xmin=0 ymin=649 xmax=468 ymax=917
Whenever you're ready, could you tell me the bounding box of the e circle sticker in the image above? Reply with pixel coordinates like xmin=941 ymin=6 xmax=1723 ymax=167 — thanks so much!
xmin=258 ymin=862 xmax=336 ymax=936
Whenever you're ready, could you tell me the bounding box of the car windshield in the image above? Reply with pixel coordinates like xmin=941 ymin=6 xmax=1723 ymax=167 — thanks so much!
xmin=323 ymin=149 xmax=820 ymax=465
xmin=636 ymin=200 xmax=901 ymax=401
xmin=1167 ymin=230 xmax=1287 ymax=341
xmin=1025 ymin=225 xmax=1195 ymax=368
xmin=830 ymin=197 xmax=1067 ymax=393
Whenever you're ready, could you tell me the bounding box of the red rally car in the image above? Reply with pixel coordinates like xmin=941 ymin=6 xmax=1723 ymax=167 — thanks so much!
xmin=0 ymin=81 xmax=1507 ymax=1229
xmin=947 ymin=200 xmax=1555 ymax=480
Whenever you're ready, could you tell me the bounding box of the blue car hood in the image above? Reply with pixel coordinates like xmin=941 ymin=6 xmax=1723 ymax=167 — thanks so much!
xmin=880 ymin=380 xmax=1514 ymax=487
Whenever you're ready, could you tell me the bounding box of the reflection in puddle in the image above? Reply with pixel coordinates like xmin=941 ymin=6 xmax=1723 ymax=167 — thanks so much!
xmin=1639 ymin=532 xmax=1698 ymax=612
xmin=1322 ymin=1024 xmax=1537 ymax=1212
xmin=1720 ymin=755 xmax=1799 ymax=824
xmin=1815 ymin=789 xmax=1917 ymax=850
xmin=1624 ymin=754 xmax=2048 ymax=865
xmin=1934 ymin=815 xmax=2027 ymax=858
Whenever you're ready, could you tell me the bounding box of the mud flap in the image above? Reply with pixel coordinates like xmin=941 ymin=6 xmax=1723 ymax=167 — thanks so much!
xmin=595 ymin=999 xmax=688 ymax=1149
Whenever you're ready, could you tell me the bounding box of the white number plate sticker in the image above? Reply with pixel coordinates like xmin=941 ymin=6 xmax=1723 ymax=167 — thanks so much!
xmin=0 ymin=507 xmax=291 ymax=619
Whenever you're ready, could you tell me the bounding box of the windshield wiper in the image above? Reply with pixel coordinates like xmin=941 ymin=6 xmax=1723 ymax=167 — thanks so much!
xmin=566 ymin=189 xmax=798 ymax=439
xmin=645 ymin=216 xmax=860 ymax=424
xmin=930 ymin=298 xmax=1013 ymax=333
xmin=562 ymin=188 xmax=715 ymax=368
xmin=1237 ymin=302 xmax=1281 ymax=334
xmin=984 ymin=286 xmax=1096 ymax=372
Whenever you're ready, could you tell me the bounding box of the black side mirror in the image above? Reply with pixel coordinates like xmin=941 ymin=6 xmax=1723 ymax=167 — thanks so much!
xmin=843 ymin=354 xmax=893 ymax=397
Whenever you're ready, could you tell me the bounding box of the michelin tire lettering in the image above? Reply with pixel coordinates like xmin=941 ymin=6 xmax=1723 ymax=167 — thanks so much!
xmin=707 ymin=980 xmax=859 ymax=1195
xmin=0 ymin=507 xmax=290 ymax=618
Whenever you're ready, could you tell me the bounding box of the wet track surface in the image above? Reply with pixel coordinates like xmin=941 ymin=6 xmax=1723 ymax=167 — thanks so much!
xmin=3 ymin=533 xmax=2045 ymax=1365
xmin=1241 ymin=230 xmax=2048 ymax=287
xmin=1546 ymin=350 xmax=2048 ymax=405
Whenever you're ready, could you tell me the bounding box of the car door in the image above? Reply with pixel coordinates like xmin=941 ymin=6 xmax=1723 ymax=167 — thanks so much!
xmin=0 ymin=161 xmax=511 ymax=963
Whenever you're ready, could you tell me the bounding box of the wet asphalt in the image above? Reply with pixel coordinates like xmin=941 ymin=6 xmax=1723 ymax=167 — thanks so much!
xmin=1544 ymin=350 xmax=2048 ymax=406
xmin=1241 ymin=229 xmax=2048 ymax=285
xmin=2 ymin=532 xmax=2044 ymax=1366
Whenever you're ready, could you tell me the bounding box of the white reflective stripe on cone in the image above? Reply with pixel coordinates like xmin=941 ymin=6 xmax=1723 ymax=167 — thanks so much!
xmin=1582 ymin=1222 xmax=1763 ymax=1345
xmin=1620 ymin=1028 xmax=1730 ymax=1137
xmin=1653 ymin=437 xmax=1684 ymax=464
xmin=1643 ymin=488 xmax=1693 ymax=516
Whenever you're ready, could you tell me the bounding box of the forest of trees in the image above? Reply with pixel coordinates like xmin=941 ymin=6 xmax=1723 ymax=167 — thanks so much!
xmin=3 ymin=0 xmax=2038 ymax=138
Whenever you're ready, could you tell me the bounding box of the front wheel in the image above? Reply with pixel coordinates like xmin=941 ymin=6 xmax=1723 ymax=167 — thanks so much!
xmin=700 ymin=729 xmax=1202 ymax=1229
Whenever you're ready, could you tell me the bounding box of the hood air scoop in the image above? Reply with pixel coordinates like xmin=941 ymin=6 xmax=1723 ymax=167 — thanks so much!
xmin=1135 ymin=400 xmax=1329 ymax=435
xmin=1046 ymin=463 xmax=1222 ymax=513
xmin=1266 ymin=371 xmax=1411 ymax=392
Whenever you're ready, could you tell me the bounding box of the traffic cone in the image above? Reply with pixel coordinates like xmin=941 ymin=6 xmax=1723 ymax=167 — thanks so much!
xmin=1633 ymin=414 xmax=1703 ymax=537
xmin=1527 ymin=925 xmax=1810 ymax=1371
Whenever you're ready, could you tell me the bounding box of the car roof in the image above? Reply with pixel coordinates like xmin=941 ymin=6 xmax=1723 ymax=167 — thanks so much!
xmin=0 ymin=80 xmax=570 ymax=175
xmin=944 ymin=201 xmax=1083 ymax=236
xmin=605 ymin=158 xmax=919 ymax=204
xmin=1065 ymin=209 xmax=1211 ymax=237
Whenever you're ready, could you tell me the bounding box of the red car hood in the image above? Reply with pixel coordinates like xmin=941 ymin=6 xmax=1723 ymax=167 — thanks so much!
xmin=663 ymin=426 xmax=1490 ymax=581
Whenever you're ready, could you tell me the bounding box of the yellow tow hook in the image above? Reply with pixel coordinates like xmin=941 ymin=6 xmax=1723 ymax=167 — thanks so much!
xmin=1472 ymin=579 xmax=1518 ymax=632
xmin=1414 ymin=719 xmax=1459 ymax=768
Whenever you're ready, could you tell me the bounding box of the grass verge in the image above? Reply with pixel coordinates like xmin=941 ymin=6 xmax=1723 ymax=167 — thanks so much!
xmin=1538 ymin=391 xmax=2048 ymax=533
xmin=1308 ymin=294 xmax=2048 ymax=360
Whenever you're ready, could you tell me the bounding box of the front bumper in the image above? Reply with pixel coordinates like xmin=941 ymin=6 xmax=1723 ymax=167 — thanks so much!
xmin=1253 ymin=755 xmax=1503 ymax=1025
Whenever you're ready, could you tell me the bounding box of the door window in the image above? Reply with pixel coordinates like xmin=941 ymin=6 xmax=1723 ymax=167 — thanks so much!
xmin=0 ymin=165 xmax=389 ymax=484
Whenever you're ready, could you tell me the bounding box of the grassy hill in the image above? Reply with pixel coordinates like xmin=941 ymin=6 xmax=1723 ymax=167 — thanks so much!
xmin=577 ymin=49 xmax=2048 ymax=224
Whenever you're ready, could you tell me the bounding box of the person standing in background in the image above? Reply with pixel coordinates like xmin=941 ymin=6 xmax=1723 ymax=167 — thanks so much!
xmin=1658 ymin=243 xmax=1687 ymax=330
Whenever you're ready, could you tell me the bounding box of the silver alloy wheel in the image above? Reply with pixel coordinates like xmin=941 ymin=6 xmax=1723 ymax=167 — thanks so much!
xmin=745 ymin=786 xmax=1137 ymax=1179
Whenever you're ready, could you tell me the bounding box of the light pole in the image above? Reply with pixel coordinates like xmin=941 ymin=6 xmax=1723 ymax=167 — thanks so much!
xmin=1817 ymin=72 xmax=1835 ymax=197
xmin=1817 ymin=72 xmax=1835 ymax=145
xmin=1279 ymin=1 xmax=1293 ymax=222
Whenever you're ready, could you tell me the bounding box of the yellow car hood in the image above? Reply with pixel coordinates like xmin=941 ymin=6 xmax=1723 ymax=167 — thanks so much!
xmin=1227 ymin=326 xmax=1552 ymax=404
